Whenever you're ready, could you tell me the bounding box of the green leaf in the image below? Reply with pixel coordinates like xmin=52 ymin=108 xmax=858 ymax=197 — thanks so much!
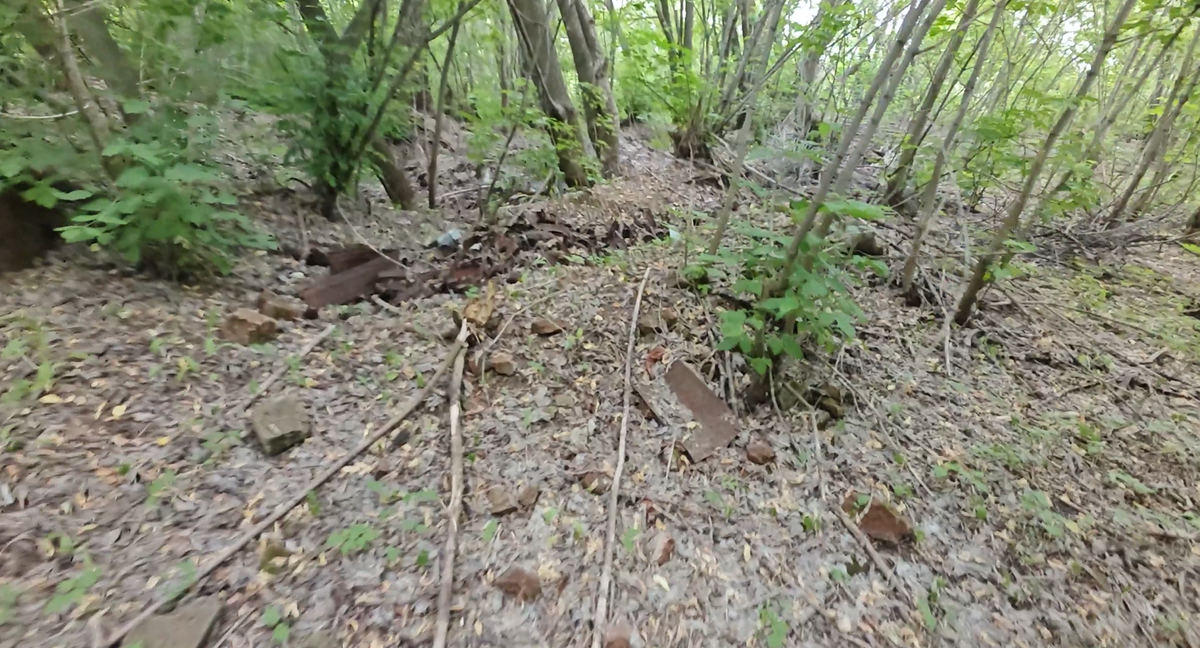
xmin=822 ymin=199 xmax=887 ymax=221
xmin=122 ymin=99 xmax=151 ymax=114
xmin=53 ymin=188 xmax=93 ymax=201
xmin=271 ymin=623 xmax=290 ymax=644
xmin=749 ymin=356 xmax=772 ymax=375
xmin=482 ymin=519 xmax=498 ymax=543
xmin=165 ymin=164 xmax=217 ymax=183
xmin=917 ymin=596 xmax=937 ymax=630
xmin=801 ymin=279 xmax=828 ymax=298
xmin=261 ymin=606 xmax=281 ymax=627
xmin=733 ymin=278 xmax=763 ymax=296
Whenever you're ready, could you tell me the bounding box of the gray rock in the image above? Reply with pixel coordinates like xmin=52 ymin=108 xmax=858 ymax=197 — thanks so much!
xmin=122 ymin=597 xmax=222 ymax=648
xmin=251 ymin=395 xmax=312 ymax=455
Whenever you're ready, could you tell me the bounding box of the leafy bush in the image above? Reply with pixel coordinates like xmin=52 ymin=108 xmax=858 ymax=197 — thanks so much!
xmin=694 ymin=200 xmax=887 ymax=374
xmin=57 ymin=105 xmax=274 ymax=276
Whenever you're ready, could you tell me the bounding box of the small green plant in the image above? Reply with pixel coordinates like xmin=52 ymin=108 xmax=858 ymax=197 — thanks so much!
xmin=260 ymin=605 xmax=290 ymax=644
xmin=45 ymin=563 xmax=102 ymax=615
xmin=305 ymin=490 xmax=321 ymax=516
xmin=757 ymin=606 xmax=788 ymax=648
xmin=620 ymin=526 xmax=640 ymax=554
xmin=482 ymin=519 xmax=499 ymax=543
xmin=145 ymin=469 xmax=177 ymax=507
xmin=201 ymin=430 xmax=241 ymax=462
xmin=1020 ymin=490 xmax=1066 ymax=539
xmin=326 ymin=523 xmax=379 ymax=555
xmin=0 ymin=584 xmax=19 ymax=625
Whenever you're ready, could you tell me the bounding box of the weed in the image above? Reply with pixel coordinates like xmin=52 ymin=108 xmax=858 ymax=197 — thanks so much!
xmin=326 ymin=523 xmax=378 ymax=555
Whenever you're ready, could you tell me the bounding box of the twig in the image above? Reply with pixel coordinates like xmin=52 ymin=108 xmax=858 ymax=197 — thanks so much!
xmin=0 ymin=109 xmax=79 ymax=120
xmin=334 ymin=199 xmax=408 ymax=275
xmin=810 ymin=410 xmax=828 ymax=503
xmin=235 ymin=324 xmax=336 ymax=416
xmin=433 ymin=323 xmax=470 ymax=648
xmin=101 ymin=335 xmax=469 ymax=648
xmin=212 ymin=610 xmax=254 ymax=648
xmin=591 ymin=267 xmax=652 ymax=648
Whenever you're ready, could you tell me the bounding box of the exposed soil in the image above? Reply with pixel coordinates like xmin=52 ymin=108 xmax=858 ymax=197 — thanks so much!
xmin=2 ymin=129 xmax=1200 ymax=648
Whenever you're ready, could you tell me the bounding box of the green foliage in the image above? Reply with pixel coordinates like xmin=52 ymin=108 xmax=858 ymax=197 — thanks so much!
xmin=701 ymin=206 xmax=871 ymax=374
xmin=757 ymin=607 xmax=788 ymax=648
xmin=260 ymin=605 xmax=291 ymax=645
xmin=45 ymin=563 xmax=102 ymax=615
xmin=326 ymin=523 xmax=379 ymax=555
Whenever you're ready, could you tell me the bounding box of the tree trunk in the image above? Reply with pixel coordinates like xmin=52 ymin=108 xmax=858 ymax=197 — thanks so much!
xmin=769 ymin=0 xmax=936 ymax=293
xmin=811 ymin=0 xmax=948 ymax=241
xmin=954 ymin=0 xmax=1138 ymax=325
xmin=704 ymin=0 xmax=783 ymax=254
xmin=49 ymin=0 xmax=116 ymax=179
xmin=557 ymin=0 xmax=620 ymax=177
xmin=883 ymin=0 xmax=981 ymax=207
xmin=371 ymin=138 xmax=416 ymax=209
xmin=507 ymin=0 xmax=590 ymax=186
xmin=428 ymin=7 xmax=464 ymax=208
xmin=1106 ymin=31 xmax=1200 ymax=228
xmin=66 ymin=0 xmax=141 ymax=101
xmin=901 ymin=0 xmax=1005 ymax=296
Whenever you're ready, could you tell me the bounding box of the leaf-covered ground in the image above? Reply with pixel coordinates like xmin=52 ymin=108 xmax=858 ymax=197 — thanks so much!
xmin=3 ymin=134 xmax=1200 ymax=648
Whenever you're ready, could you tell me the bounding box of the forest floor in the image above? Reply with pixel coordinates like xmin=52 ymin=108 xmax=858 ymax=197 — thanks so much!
xmin=3 ymin=125 xmax=1200 ymax=648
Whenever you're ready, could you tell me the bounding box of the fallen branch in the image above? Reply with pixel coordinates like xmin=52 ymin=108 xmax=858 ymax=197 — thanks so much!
xmin=433 ymin=323 xmax=470 ymax=648
xmin=101 ymin=334 xmax=469 ymax=648
xmin=591 ymin=267 xmax=652 ymax=648
xmin=235 ymin=324 xmax=336 ymax=415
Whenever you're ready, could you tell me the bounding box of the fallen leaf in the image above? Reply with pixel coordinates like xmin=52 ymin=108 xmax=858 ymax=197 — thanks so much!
xmin=495 ymin=567 xmax=541 ymax=602
xmin=463 ymin=281 xmax=496 ymax=327
xmin=581 ymin=471 xmax=612 ymax=494
xmin=111 ymin=403 xmax=127 ymax=419
xmin=603 ymin=621 xmax=633 ymax=648
xmin=652 ymin=574 xmax=670 ymax=591
xmin=38 ymin=394 xmax=63 ymax=404
xmin=858 ymin=499 xmax=912 ymax=545
xmin=648 ymin=532 xmax=674 ymax=565
xmin=645 ymin=346 xmax=667 ymax=375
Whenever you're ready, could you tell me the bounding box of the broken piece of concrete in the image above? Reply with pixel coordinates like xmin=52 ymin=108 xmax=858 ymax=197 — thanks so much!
xmin=122 ymin=597 xmax=222 ymax=648
xmin=221 ymin=308 xmax=278 ymax=346
xmin=250 ymin=395 xmax=312 ymax=455
xmin=666 ymin=362 xmax=740 ymax=462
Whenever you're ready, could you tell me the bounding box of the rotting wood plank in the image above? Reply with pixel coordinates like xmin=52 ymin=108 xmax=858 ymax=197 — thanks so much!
xmin=665 ymin=361 xmax=741 ymax=462
xmin=300 ymin=256 xmax=395 ymax=310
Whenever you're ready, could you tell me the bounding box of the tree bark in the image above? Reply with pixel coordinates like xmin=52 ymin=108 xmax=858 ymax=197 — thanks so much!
xmin=373 ymin=138 xmax=416 ymax=209
xmin=954 ymin=0 xmax=1138 ymax=324
xmin=901 ymin=0 xmax=1005 ymax=295
xmin=49 ymin=0 xmax=116 ymax=179
xmin=557 ymin=0 xmax=620 ymax=177
xmin=1106 ymin=30 xmax=1200 ymax=228
xmin=507 ymin=0 xmax=590 ymax=186
xmin=883 ymin=0 xmax=981 ymax=207
xmin=428 ymin=6 xmax=464 ymax=208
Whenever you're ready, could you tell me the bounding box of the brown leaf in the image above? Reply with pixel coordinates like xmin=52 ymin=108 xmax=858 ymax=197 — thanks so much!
xmin=530 ymin=318 xmax=563 ymax=336
xmin=463 ymin=281 xmax=496 ymax=327
xmin=648 ymin=532 xmax=675 ymax=566
xmin=603 ymin=621 xmax=633 ymax=648
xmin=644 ymin=346 xmax=667 ymax=376
xmin=745 ymin=437 xmax=775 ymax=465
xmin=858 ymin=500 xmax=912 ymax=545
xmin=495 ymin=567 xmax=541 ymax=602
xmin=581 ymin=471 xmax=611 ymax=494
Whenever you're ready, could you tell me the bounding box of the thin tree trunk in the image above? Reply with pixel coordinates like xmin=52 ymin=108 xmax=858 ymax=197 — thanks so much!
xmin=704 ymin=0 xmax=783 ymax=254
xmin=557 ymin=0 xmax=620 ymax=177
xmin=901 ymin=0 xmax=1005 ymax=295
xmin=883 ymin=0 xmax=981 ymax=207
xmin=770 ymin=0 xmax=935 ymax=295
xmin=373 ymin=138 xmax=417 ymax=209
xmin=507 ymin=0 xmax=590 ymax=186
xmin=954 ymin=0 xmax=1138 ymax=324
xmin=1106 ymin=31 xmax=1200 ymax=227
xmin=428 ymin=6 xmax=464 ymax=208
xmin=50 ymin=0 xmax=116 ymax=179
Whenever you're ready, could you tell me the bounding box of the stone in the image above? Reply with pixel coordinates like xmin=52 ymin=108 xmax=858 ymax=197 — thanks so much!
xmin=256 ymin=290 xmax=305 ymax=321
xmin=580 ymin=471 xmax=611 ymax=495
xmin=487 ymin=486 xmax=518 ymax=516
xmin=517 ymin=485 xmax=540 ymax=508
xmin=221 ymin=308 xmax=278 ymax=345
xmin=746 ymin=437 xmax=776 ymax=465
xmin=494 ymin=567 xmax=541 ymax=602
xmin=489 ymin=352 xmax=518 ymax=376
xmin=530 ymin=318 xmax=563 ymax=336
xmin=122 ymin=597 xmax=222 ymax=648
xmin=250 ymin=395 xmax=312 ymax=455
